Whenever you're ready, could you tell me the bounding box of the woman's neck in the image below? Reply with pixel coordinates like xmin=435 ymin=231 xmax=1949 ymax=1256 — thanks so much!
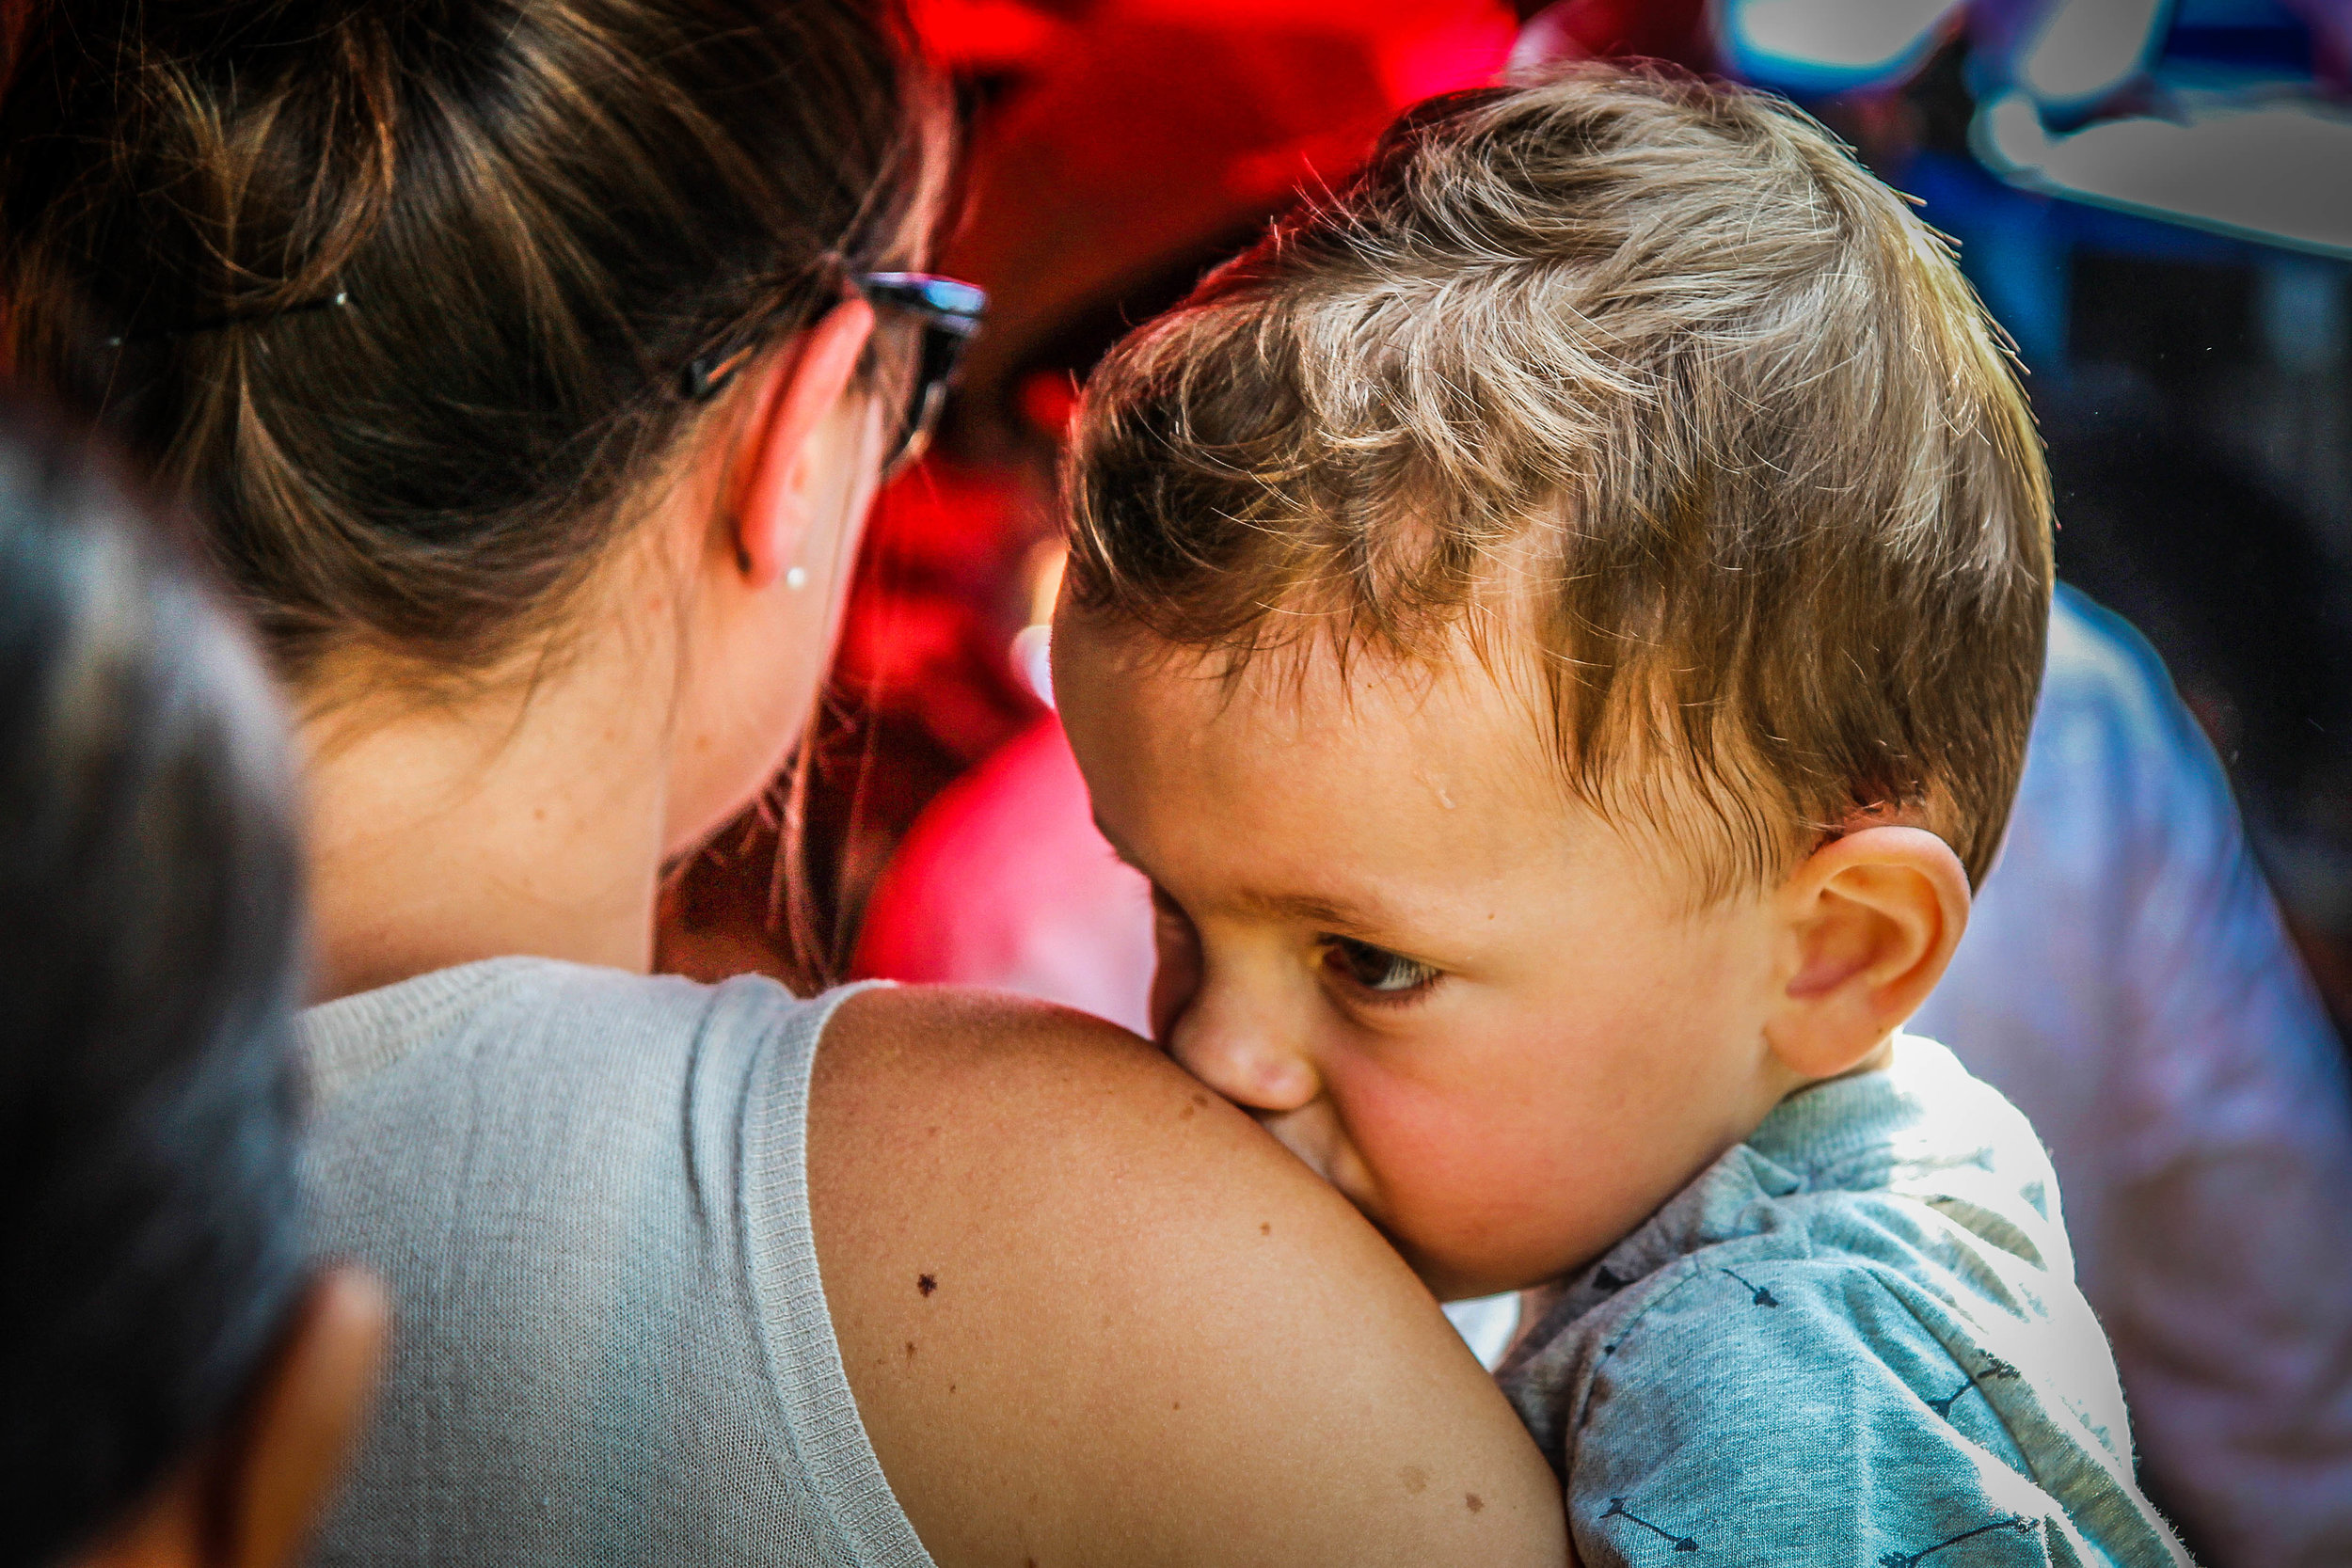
xmin=296 ymin=627 xmax=680 ymax=1004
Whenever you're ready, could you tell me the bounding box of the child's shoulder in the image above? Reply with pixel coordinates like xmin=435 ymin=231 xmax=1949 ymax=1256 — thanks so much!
xmin=1496 ymin=1037 xmax=2189 ymax=1567
xmin=1754 ymin=1035 xmax=2078 ymax=1282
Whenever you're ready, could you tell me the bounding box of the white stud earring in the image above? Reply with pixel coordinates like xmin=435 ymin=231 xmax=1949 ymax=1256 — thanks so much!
xmin=785 ymin=565 xmax=808 ymax=592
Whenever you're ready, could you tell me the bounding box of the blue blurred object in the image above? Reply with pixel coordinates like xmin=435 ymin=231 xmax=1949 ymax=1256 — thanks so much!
xmin=1722 ymin=0 xmax=2352 ymax=260
xmin=1722 ymin=0 xmax=2331 ymax=100
xmin=2160 ymin=0 xmax=2324 ymax=91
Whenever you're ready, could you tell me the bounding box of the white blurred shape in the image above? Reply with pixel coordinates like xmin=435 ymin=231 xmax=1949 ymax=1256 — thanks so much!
xmin=1979 ymin=94 xmax=2352 ymax=260
xmin=1979 ymin=87 xmax=2058 ymax=167
xmin=2020 ymin=0 xmax=2171 ymax=104
xmin=1012 ymin=621 xmax=1054 ymax=705
xmin=1724 ymin=0 xmax=1963 ymax=80
xmin=1442 ymin=1293 xmax=1521 ymax=1369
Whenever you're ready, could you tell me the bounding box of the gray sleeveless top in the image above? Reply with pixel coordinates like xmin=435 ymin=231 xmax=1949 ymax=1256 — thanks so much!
xmin=298 ymin=958 xmax=933 ymax=1567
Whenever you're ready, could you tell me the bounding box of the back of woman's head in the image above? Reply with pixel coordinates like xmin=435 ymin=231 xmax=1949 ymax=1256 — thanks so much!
xmin=0 ymin=0 xmax=941 ymax=683
xmin=0 ymin=395 xmax=306 ymax=1568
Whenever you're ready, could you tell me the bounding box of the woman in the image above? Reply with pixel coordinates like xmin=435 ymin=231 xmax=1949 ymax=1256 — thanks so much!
xmin=0 ymin=404 xmax=385 ymax=1568
xmin=0 ymin=4 xmax=1563 ymax=1563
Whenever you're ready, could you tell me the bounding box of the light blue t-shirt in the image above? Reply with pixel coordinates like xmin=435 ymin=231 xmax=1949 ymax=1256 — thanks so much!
xmin=1498 ymin=1037 xmax=2194 ymax=1568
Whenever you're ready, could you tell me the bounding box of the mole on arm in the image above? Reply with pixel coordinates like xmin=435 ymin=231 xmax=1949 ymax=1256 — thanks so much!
xmin=1466 ymin=1494 xmax=1484 ymax=1513
xmin=917 ymin=1272 xmax=938 ymax=1297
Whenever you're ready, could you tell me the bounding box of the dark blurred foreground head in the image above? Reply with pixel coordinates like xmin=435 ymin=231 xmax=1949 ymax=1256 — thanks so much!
xmin=0 ymin=401 xmax=385 ymax=1568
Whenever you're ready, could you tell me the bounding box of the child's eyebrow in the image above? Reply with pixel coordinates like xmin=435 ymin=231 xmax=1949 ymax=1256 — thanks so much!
xmin=1095 ymin=818 xmax=1398 ymax=938
xmin=1233 ymin=889 xmax=1376 ymax=931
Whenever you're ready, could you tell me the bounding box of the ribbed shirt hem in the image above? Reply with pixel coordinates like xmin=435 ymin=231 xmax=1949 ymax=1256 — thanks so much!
xmin=740 ymin=978 xmax=937 ymax=1568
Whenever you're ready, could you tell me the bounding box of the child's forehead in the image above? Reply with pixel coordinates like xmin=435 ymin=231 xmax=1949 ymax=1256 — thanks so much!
xmin=1068 ymin=611 xmax=1560 ymax=796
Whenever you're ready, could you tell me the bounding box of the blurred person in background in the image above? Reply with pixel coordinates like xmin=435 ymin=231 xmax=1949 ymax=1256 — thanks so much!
xmin=0 ymin=402 xmax=386 ymax=1568
xmin=1913 ymin=589 xmax=2352 ymax=1568
xmin=830 ymin=4 xmax=2352 ymax=1563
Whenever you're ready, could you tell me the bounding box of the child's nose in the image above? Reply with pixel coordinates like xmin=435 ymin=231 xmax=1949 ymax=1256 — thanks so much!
xmin=1165 ymin=986 xmax=1321 ymax=1116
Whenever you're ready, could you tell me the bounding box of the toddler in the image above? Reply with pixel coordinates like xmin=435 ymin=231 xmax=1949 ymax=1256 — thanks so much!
xmin=1053 ymin=67 xmax=2195 ymax=1567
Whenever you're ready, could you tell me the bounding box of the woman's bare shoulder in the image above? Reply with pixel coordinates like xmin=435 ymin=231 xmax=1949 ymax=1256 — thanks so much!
xmin=811 ymin=986 xmax=1565 ymax=1567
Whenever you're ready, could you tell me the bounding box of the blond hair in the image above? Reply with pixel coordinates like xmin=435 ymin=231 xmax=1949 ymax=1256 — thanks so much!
xmin=1065 ymin=65 xmax=2052 ymax=895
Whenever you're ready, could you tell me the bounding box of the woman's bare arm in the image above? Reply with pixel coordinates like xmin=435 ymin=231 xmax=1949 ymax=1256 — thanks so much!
xmin=812 ymin=987 xmax=1566 ymax=1567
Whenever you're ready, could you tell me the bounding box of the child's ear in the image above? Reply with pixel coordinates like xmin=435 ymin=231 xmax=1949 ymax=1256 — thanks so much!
xmin=1763 ymin=826 xmax=1970 ymax=1083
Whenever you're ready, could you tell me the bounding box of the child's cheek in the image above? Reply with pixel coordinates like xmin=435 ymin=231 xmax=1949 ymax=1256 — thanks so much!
xmin=1327 ymin=1056 xmax=1593 ymax=1280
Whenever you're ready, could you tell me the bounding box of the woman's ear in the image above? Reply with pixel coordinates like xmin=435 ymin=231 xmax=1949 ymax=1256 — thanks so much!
xmin=722 ymin=297 xmax=879 ymax=590
xmin=1763 ymin=825 xmax=1970 ymax=1083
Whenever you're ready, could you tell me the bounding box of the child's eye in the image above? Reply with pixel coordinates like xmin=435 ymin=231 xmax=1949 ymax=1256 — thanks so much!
xmin=1322 ymin=935 xmax=1440 ymax=1001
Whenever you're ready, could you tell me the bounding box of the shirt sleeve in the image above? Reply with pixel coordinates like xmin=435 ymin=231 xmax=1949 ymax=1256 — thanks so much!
xmin=1554 ymin=1257 xmax=2179 ymax=1568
